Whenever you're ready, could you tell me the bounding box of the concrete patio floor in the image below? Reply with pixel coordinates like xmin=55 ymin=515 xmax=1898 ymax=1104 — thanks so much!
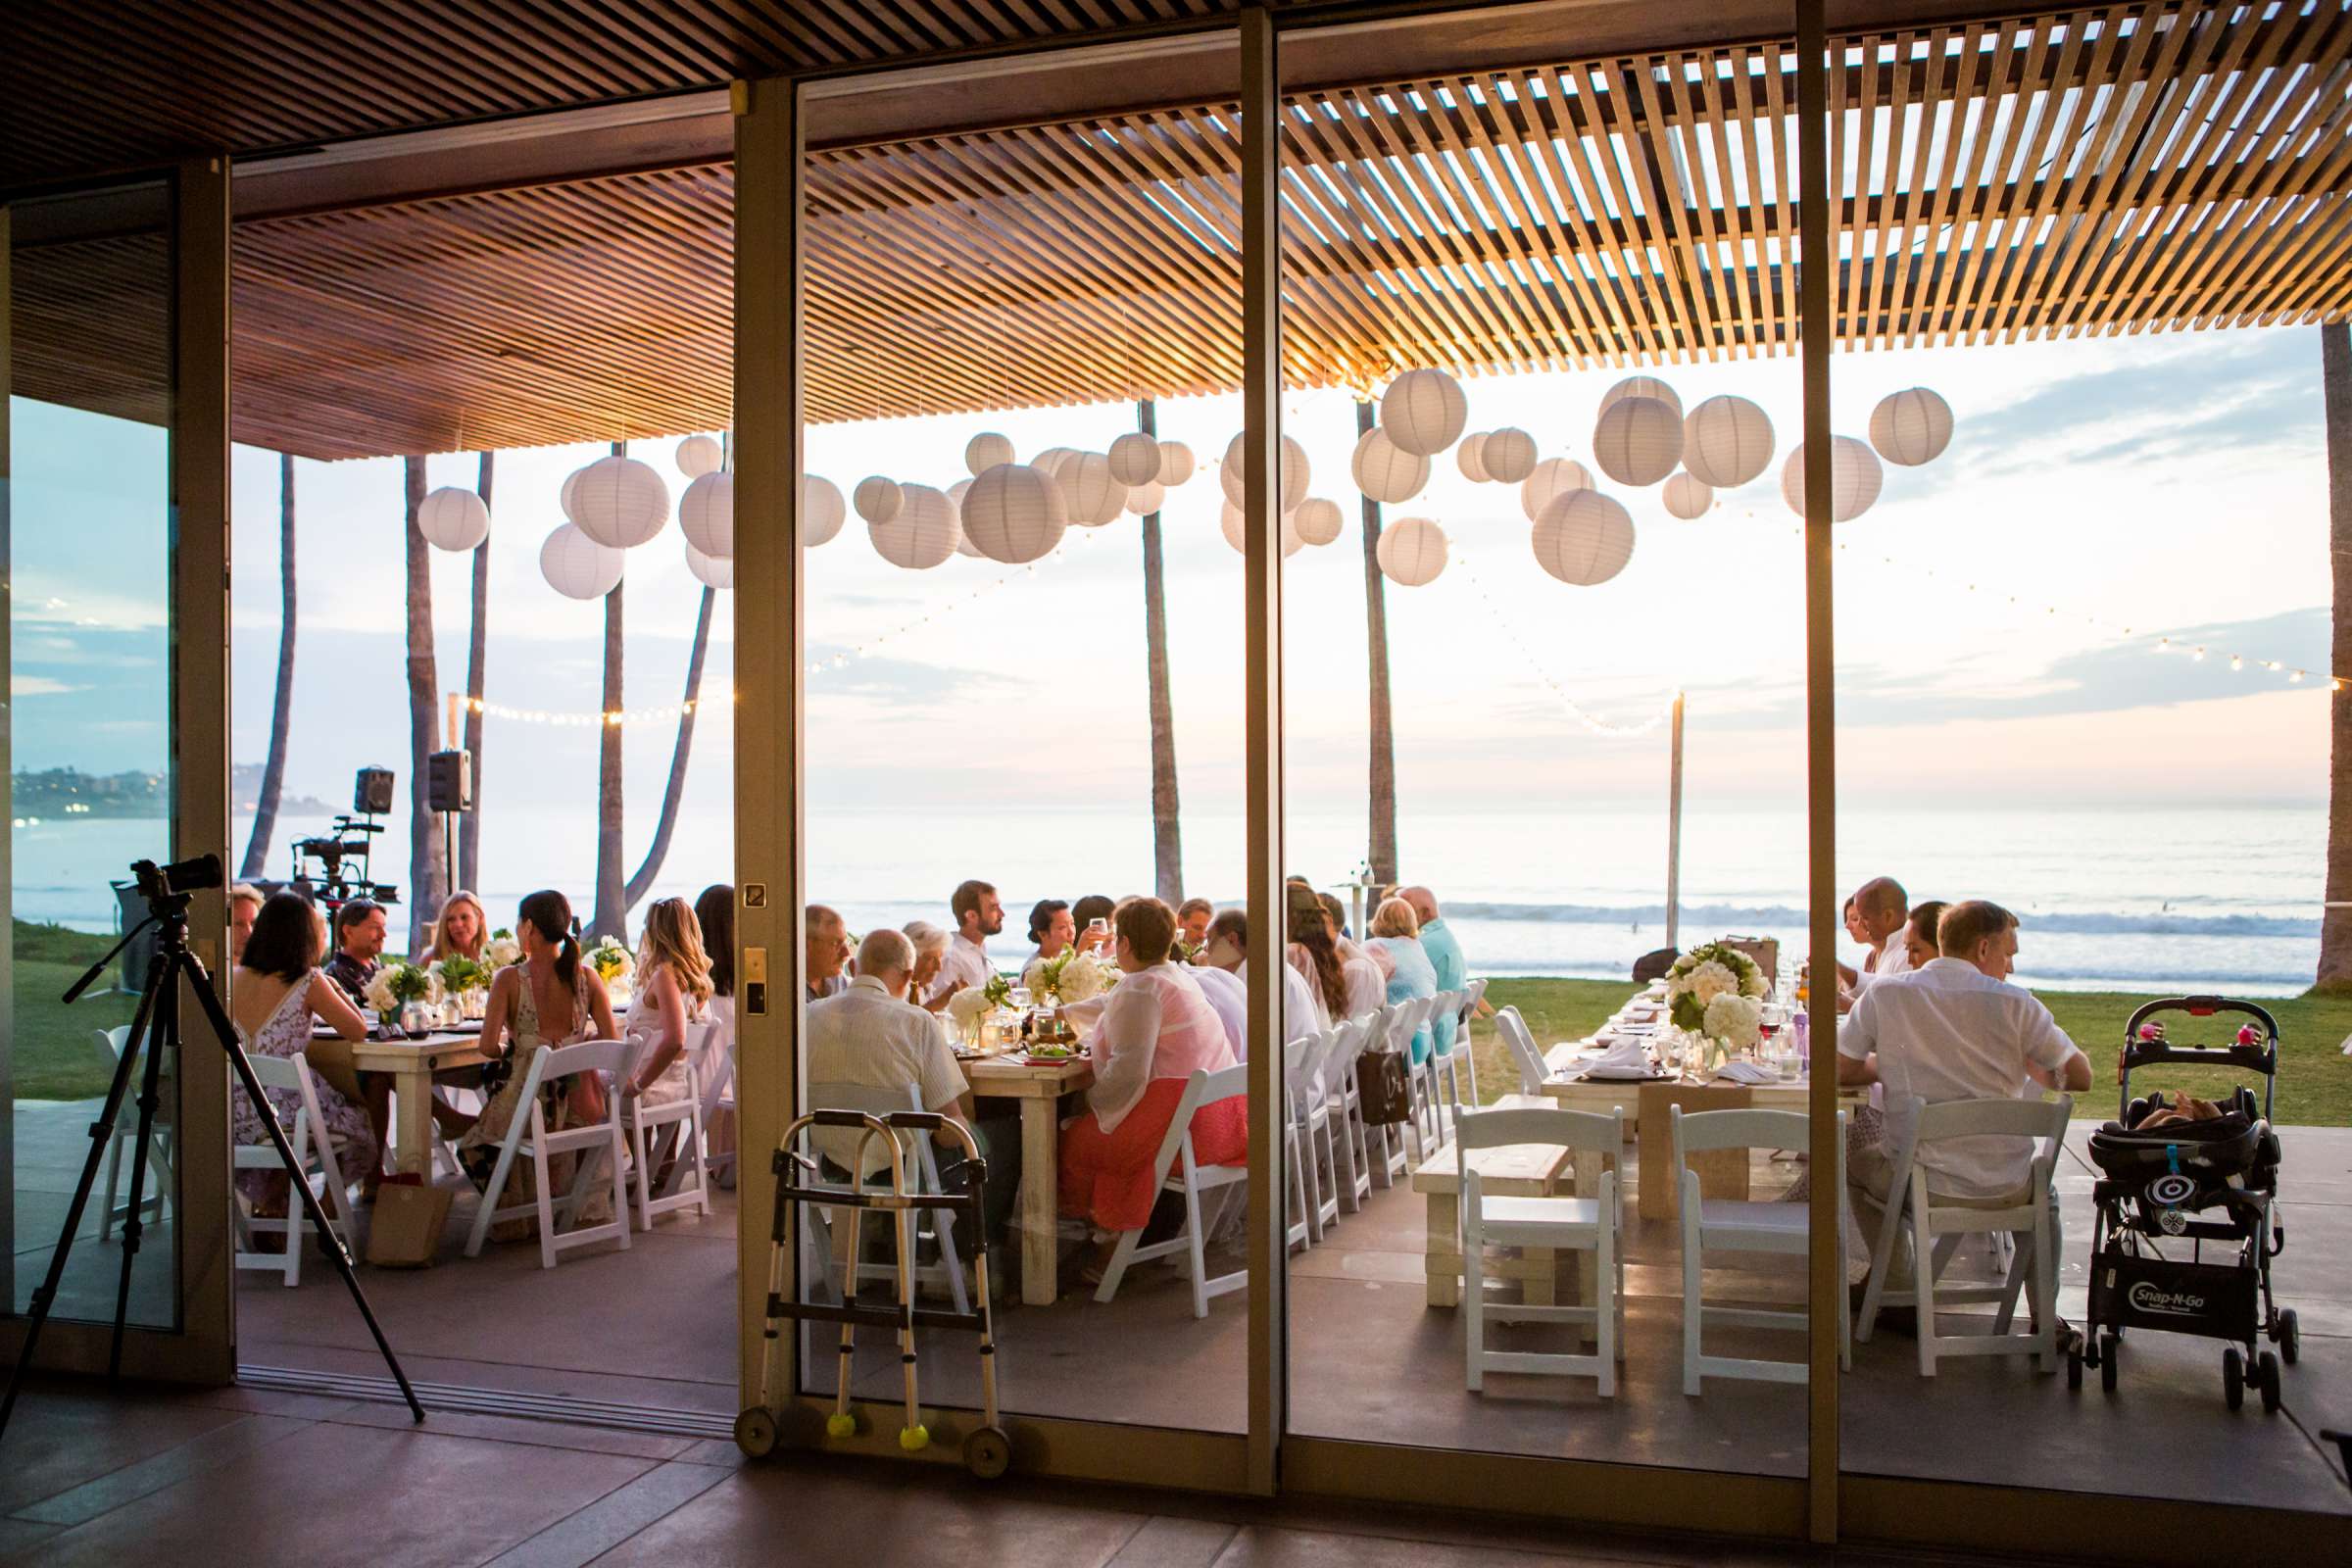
xmin=208 ymin=1120 xmax=2352 ymax=1516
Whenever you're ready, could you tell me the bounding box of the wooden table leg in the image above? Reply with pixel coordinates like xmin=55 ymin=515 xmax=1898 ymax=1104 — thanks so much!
xmin=1425 ymin=1192 xmax=1460 ymax=1307
xmin=1569 ymin=1148 xmax=1606 ymax=1340
xmin=1017 ymin=1094 xmax=1059 ymax=1307
xmin=391 ymin=1066 xmax=433 ymax=1178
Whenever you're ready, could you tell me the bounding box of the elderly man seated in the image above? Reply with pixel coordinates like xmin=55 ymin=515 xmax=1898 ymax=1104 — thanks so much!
xmin=1837 ymin=900 xmax=2089 ymax=1285
xmin=1835 ymin=876 xmax=1912 ymax=1009
xmin=807 ymin=928 xmax=1018 ymax=1261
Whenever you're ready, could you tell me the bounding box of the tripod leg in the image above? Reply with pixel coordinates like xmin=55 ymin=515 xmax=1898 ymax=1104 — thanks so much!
xmin=0 ymin=956 xmax=165 ymax=1439
xmin=108 ymin=961 xmax=177 ymax=1377
xmin=179 ymin=953 xmax=427 ymax=1423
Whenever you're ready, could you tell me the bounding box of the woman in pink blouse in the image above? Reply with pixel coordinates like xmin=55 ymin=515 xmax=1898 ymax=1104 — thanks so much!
xmin=1058 ymin=896 xmax=1246 ymax=1285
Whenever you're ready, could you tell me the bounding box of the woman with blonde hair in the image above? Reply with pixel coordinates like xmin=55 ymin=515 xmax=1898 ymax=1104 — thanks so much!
xmin=426 ymin=889 xmax=491 ymax=964
xmin=1367 ymin=896 xmax=1439 ymax=1064
xmin=624 ymin=897 xmax=714 ymax=1105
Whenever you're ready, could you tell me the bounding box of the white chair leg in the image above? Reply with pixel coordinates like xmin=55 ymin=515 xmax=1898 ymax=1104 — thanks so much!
xmin=101 ymin=1133 xmax=123 ymax=1241
xmin=1681 ymin=1199 xmax=1702 ymax=1396
xmin=1182 ymin=1157 xmax=1210 ymax=1320
xmin=530 ymin=1131 xmax=560 ymax=1271
xmin=1911 ymin=1187 xmax=1937 ymax=1378
xmin=609 ymin=1122 xmax=632 ymax=1251
xmin=1463 ymin=1202 xmax=1486 ymax=1392
xmin=1595 ymin=1200 xmax=1618 ymax=1398
xmin=1093 ymin=1226 xmax=1143 ymax=1305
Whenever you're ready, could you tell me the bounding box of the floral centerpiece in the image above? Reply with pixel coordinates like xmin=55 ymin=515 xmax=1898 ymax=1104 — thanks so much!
xmin=946 ymin=987 xmax=993 ymax=1047
xmin=1661 ymin=941 xmax=1768 ymax=1070
xmin=365 ymin=959 xmax=443 ymax=1031
xmin=585 ymin=938 xmax=634 ymax=1006
xmin=980 ymin=972 xmax=1014 ymax=1010
xmin=1029 ymin=948 xmax=1113 ymax=1006
xmin=485 ymin=928 xmax=522 ymax=970
xmin=432 ymin=954 xmax=491 ymax=1021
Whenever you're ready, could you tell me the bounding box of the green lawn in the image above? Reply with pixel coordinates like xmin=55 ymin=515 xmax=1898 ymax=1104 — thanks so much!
xmin=1467 ymin=978 xmax=2352 ymax=1126
xmin=11 ymin=921 xmax=141 ymax=1101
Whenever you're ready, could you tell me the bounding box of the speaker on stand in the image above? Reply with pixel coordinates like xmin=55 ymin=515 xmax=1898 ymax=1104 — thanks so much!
xmin=427 ymin=750 xmax=473 ymax=904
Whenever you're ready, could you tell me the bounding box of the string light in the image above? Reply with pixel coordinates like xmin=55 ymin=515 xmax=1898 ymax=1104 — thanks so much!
xmin=1449 ymin=548 xmax=1673 ymax=736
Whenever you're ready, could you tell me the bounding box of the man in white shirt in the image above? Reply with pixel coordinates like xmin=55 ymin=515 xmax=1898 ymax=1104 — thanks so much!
xmin=1198 ymin=907 xmax=1321 ymax=1057
xmin=806 ymin=905 xmax=851 ymax=1003
xmin=926 ymin=878 xmax=1002 ymax=1005
xmin=1838 ymin=900 xmax=2090 ymax=1218
xmin=1835 ymin=876 xmax=1912 ymax=1008
xmin=807 ymin=927 xmax=1017 ymax=1256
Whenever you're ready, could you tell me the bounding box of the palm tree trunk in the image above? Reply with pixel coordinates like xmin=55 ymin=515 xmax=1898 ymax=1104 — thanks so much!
xmin=591 ymin=440 xmax=627 ymax=942
xmin=1139 ymin=398 xmax=1184 ymax=903
xmin=458 ymin=450 xmax=492 ymax=895
xmin=2318 ymin=322 xmax=2352 ymax=991
xmin=1357 ymin=399 xmax=1398 ymax=887
xmin=238 ymin=453 xmax=298 ymax=881
xmin=625 ymin=585 xmax=714 ymax=909
xmin=402 ymin=456 xmax=446 ymax=956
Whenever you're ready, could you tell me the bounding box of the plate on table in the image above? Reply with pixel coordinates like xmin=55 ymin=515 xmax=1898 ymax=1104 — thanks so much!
xmin=1020 ymin=1047 xmax=1082 ymax=1064
xmin=1579 ymin=1067 xmax=1673 ymax=1082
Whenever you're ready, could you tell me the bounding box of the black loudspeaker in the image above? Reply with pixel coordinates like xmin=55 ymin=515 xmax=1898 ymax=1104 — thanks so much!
xmin=354 ymin=766 xmax=396 ymax=815
xmin=426 ymin=750 xmax=473 ymax=813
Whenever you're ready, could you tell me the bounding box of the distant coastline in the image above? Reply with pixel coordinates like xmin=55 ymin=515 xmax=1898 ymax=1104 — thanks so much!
xmin=11 ymin=764 xmax=330 ymax=820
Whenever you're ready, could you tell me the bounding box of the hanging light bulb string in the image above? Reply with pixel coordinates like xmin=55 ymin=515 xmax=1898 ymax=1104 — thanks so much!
xmin=1783 ymin=520 xmax=2341 ymax=690
xmin=804 ymin=534 xmax=1077 ymax=677
xmin=1448 ymin=547 xmax=1674 ymax=736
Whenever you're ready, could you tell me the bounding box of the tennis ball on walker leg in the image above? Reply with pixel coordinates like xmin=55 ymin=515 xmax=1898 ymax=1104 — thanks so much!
xmin=899 ymin=1424 xmax=930 ymax=1452
xmin=825 ymin=1412 xmax=857 ymax=1440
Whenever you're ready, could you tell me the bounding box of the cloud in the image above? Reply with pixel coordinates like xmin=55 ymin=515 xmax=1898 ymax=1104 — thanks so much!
xmin=10 ymin=675 xmax=85 ymax=697
xmin=805 ymin=649 xmax=1019 ymax=705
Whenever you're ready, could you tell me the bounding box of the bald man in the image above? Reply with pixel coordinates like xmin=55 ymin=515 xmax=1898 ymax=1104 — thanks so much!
xmin=1836 ymin=876 xmax=1913 ymax=1004
xmin=1401 ymin=885 xmax=1486 ymax=1052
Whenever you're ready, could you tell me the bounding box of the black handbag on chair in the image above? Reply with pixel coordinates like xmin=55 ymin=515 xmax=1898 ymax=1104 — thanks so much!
xmin=1356 ymin=1050 xmax=1413 ymax=1126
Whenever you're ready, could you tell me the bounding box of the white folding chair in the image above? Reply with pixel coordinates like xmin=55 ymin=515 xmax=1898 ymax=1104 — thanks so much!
xmin=1421 ymin=990 xmax=1468 ymax=1147
xmin=1674 ymin=1105 xmax=1851 ymax=1394
xmin=799 ymin=1081 xmax=971 ymax=1314
xmin=1855 ymin=1094 xmax=2072 ymax=1376
xmin=232 ymin=1053 xmax=351 ymax=1287
xmin=1284 ymin=1033 xmax=1338 ymax=1243
xmin=625 ymin=1020 xmax=713 ymax=1229
xmin=462 ymin=1040 xmax=638 ymax=1269
xmin=94 ymin=1026 xmax=174 ymax=1240
xmin=1320 ymin=1017 xmax=1374 ymax=1211
xmin=1095 ymin=1062 xmax=1250 ymax=1319
xmin=1357 ymin=1004 xmax=1413 ymax=1184
xmin=1494 ymin=1006 xmax=1556 ymax=1095
xmin=1453 ymin=978 xmax=1489 ymax=1103
xmin=695 ymin=1010 xmax=739 ymax=1186
xmin=1460 ymin=1102 xmax=1626 ymax=1396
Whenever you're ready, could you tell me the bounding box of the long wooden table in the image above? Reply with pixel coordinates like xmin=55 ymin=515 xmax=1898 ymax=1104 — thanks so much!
xmin=963 ymin=1053 xmax=1093 ymax=1306
xmin=1412 ymin=1092 xmax=1587 ymax=1307
xmin=343 ymin=1031 xmax=494 ymax=1177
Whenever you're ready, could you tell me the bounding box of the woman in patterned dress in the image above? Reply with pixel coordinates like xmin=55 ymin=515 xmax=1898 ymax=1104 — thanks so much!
xmin=230 ymin=893 xmax=378 ymax=1216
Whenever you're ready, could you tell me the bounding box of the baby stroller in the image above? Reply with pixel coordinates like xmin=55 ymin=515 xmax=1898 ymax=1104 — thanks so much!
xmin=2076 ymin=997 xmax=2295 ymax=1410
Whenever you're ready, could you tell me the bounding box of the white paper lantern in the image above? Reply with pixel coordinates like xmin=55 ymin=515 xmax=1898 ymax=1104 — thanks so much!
xmin=961 ymin=463 xmax=1068 ymax=564
xmin=1292 ymin=496 xmax=1345 ymax=546
xmin=947 ymin=480 xmax=983 ymax=557
xmin=1220 ymin=433 xmax=1310 ymax=512
xmin=416 ymin=486 xmax=490 ymax=552
xmin=540 ymin=523 xmax=624 ymax=600
xmin=684 ymin=542 xmax=734 ymax=589
xmin=1455 ymin=432 xmax=1491 ymax=483
xmin=869 ymin=483 xmax=960 ymax=568
xmin=675 ymin=434 xmax=723 ymax=479
xmin=1780 ymin=435 xmax=1885 ymax=522
xmin=571 ymin=455 xmax=670 ymax=549
xmin=1031 ymin=448 xmax=1075 ymax=479
xmin=1219 ymin=503 xmax=1304 ymax=558
xmin=1591 ymin=395 xmax=1684 ymax=486
xmin=803 ymin=475 xmax=847 ymax=547
xmin=854 ymin=475 xmax=904 ymax=524
xmin=964 ymin=431 xmax=1015 ymax=477
xmin=1108 ymin=431 xmax=1162 ymax=487
xmin=678 ymin=470 xmax=735 ymax=559
xmin=1349 ymin=426 xmax=1430 ymax=506
xmin=1682 ymin=395 xmax=1776 ymax=488
xmin=1155 ymin=439 xmax=1196 ymax=487
xmin=1380 ymin=369 xmax=1469 ymax=457
xmin=1661 ymin=470 xmax=1713 ymax=520
xmin=1519 ymin=457 xmax=1594 ymax=520
xmin=1532 ymin=491 xmax=1636 ymax=585
xmin=560 ymin=466 xmax=585 ymax=521
xmin=1869 ymin=387 xmax=1954 ymax=466
xmin=1376 ymin=516 xmax=1448 ymax=586
xmin=1057 ymin=451 xmax=1129 ymax=527
xmin=1598 ymin=375 xmax=1684 ymax=418
xmin=1480 ymin=426 xmax=1539 ymax=484
xmin=1124 ymin=479 xmax=1167 ymax=516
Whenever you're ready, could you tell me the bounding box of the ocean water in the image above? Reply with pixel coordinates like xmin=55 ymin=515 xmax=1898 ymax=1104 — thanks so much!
xmin=15 ymin=800 xmax=2326 ymax=996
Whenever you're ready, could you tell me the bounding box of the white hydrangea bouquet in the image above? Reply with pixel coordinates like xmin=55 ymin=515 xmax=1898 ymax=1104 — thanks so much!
xmin=365 ymin=959 xmax=443 ymax=1027
xmin=1662 ymin=941 xmax=1768 ymax=1070
xmin=1031 ymin=948 xmax=1114 ymax=1005
xmin=945 ymin=986 xmax=993 ymax=1047
xmin=485 ymin=928 xmax=523 ymax=970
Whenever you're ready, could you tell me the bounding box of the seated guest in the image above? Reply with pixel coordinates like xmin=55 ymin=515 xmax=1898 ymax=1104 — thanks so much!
xmin=1317 ymin=891 xmax=1386 ymax=1019
xmin=1070 ymin=893 xmax=1116 ymax=955
xmin=1401 ymin=885 xmax=1476 ymax=1054
xmin=1200 ymin=906 xmax=1323 ymax=1053
xmin=1191 ymin=910 xmax=1250 ymax=1055
xmin=231 ymin=893 xmax=378 ymax=1211
xmin=1287 ymin=884 xmax=1350 ymax=1032
xmin=808 ymin=928 xmax=1018 ymax=1258
xmin=621 ymin=897 xmax=713 ymax=1106
xmin=426 ymin=889 xmax=490 ymax=963
xmin=228 ymin=883 xmax=264 ymax=967
xmin=1900 ymin=900 xmax=1947 ymax=973
xmin=1835 ymin=876 xmax=1911 ymax=1007
xmin=1175 ymin=898 xmax=1215 ymax=954
xmin=1365 ymin=898 xmax=1438 ymax=1063
xmin=321 ymin=899 xmax=388 ymax=1009
xmin=807 ymin=905 xmax=852 ymax=1002
xmin=1837 ymin=900 xmax=2090 ymax=1260
xmin=926 ymin=879 xmax=1001 ymax=1004
xmin=695 ymin=883 xmax=739 ymax=1182
xmin=1059 ymin=897 xmax=1244 ymax=1287
xmin=904 ymin=921 xmax=956 ymax=1013
xmin=1027 ymin=899 xmax=1073 ymax=963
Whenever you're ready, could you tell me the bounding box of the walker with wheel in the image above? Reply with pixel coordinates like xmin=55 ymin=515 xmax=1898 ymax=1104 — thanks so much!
xmin=734 ymin=1107 xmax=1009 ymax=1479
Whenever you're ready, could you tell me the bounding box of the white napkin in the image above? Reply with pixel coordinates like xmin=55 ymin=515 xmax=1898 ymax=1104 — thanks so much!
xmin=1714 ymin=1058 xmax=1780 ymax=1085
xmin=1580 ymin=1037 xmax=1654 ymax=1080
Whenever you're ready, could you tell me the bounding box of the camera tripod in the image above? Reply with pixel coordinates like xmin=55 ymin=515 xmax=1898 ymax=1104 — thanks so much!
xmin=0 ymin=858 xmax=422 ymax=1439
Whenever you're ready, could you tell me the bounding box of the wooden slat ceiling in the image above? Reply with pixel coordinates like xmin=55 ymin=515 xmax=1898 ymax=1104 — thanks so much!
xmin=16 ymin=2 xmax=2352 ymax=460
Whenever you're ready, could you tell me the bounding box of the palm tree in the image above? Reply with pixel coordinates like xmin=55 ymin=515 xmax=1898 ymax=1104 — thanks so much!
xmin=1356 ymin=399 xmax=1398 ymax=886
xmin=238 ymin=453 xmax=298 ymax=881
xmin=591 ymin=440 xmax=627 ymax=942
xmin=1138 ymin=399 xmax=1184 ymax=903
xmin=458 ymin=450 xmax=492 ymax=895
xmin=2319 ymin=322 xmax=2352 ymax=991
xmin=625 ymin=582 xmax=714 ymax=909
xmin=402 ymin=456 xmax=446 ymax=956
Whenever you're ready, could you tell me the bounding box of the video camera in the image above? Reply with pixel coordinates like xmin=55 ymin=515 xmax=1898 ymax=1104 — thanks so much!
xmin=131 ymin=853 xmax=223 ymax=904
